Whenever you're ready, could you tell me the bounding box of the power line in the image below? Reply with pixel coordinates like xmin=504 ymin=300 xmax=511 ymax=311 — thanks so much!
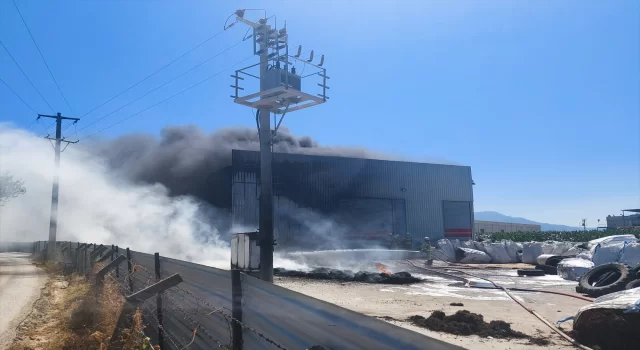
xmin=79 ymin=55 xmax=254 ymax=141
xmin=12 ymin=0 xmax=76 ymax=116
xmin=76 ymin=40 xmax=245 ymax=135
xmin=0 ymin=76 xmax=37 ymax=113
xmin=79 ymin=28 xmax=230 ymax=119
xmin=0 ymin=39 xmax=56 ymax=112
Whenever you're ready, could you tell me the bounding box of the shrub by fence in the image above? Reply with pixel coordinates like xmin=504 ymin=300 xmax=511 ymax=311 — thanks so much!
xmin=475 ymin=229 xmax=640 ymax=243
xmin=25 ymin=241 xmax=462 ymax=350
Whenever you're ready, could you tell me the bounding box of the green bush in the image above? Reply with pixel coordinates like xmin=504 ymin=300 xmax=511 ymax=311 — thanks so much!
xmin=475 ymin=229 xmax=640 ymax=243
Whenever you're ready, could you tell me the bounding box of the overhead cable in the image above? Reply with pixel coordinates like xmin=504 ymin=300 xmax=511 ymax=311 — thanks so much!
xmin=76 ymin=40 xmax=246 ymax=135
xmin=79 ymin=55 xmax=254 ymax=141
xmin=79 ymin=28 xmax=230 ymax=119
xmin=0 ymin=76 xmax=37 ymax=113
xmin=12 ymin=0 xmax=76 ymax=116
xmin=0 ymin=39 xmax=55 ymax=112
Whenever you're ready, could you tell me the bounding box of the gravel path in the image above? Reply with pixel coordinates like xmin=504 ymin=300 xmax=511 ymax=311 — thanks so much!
xmin=0 ymin=252 xmax=47 ymax=348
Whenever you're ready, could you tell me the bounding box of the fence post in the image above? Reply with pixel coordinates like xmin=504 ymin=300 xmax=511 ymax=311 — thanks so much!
xmin=154 ymin=253 xmax=164 ymax=350
xmin=84 ymin=246 xmax=88 ymax=275
xmin=231 ymin=269 xmax=243 ymax=350
xmin=76 ymin=242 xmax=80 ymax=272
xmin=111 ymin=244 xmax=115 ymax=261
xmin=115 ymin=246 xmax=119 ymax=278
xmin=126 ymin=248 xmax=133 ymax=293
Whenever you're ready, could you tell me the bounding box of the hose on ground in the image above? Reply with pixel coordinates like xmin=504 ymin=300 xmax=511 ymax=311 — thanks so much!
xmin=405 ymin=260 xmax=594 ymax=350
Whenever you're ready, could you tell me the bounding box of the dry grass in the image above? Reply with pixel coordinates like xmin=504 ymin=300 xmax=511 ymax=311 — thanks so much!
xmin=9 ymin=263 xmax=150 ymax=350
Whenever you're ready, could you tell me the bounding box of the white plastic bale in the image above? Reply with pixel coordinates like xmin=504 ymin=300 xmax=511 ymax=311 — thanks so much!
xmin=450 ymin=239 xmax=461 ymax=250
xmin=483 ymin=242 xmax=512 ymax=264
xmin=473 ymin=241 xmax=487 ymax=252
xmin=576 ymin=251 xmax=593 ymax=261
xmin=620 ymin=242 xmax=640 ymax=268
xmin=434 ymin=239 xmax=456 ymax=262
xmin=592 ymin=241 xmax=627 ymax=267
xmin=562 ymin=245 xmax=587 ymax=257
xmin=557 ymin=258 xmax=594 ymax=281
xmin=516 ymin=243 xmax=523 ymax=262
xmin=461 ymin=240 xmax=475 ymax=249
xmin=586 ymin=235 xmax=637 ymax=250
xmin=522 ymin=242 xmax=543 ymax=265
xmin=503 ymin=241 xmax=519 ymax=263
xmin=457 ymin=248 xmax=492 ymax=264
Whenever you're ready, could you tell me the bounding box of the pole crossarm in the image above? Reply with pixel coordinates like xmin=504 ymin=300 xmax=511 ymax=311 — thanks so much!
xmin=37 ymin=113 xmax=80 ymax=121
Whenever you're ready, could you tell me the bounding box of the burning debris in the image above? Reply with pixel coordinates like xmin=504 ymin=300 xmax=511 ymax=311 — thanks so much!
xmin=408 ymin=310 xmax=550 ymax=345
xmin=273 ymin=267 xmax=421 ymax=285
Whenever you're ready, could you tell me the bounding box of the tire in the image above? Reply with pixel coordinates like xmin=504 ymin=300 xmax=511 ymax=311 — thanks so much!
xmin=630 ymin=265 xmax=640 ymax=279
xmin=626 ymin=279 xmax=640 ymax=290
xmin=543 ymin=255 xmax=566 ymax=267
xmin=576 ymin=284 xmax=586 ymax=294
xmin=535 ymin=264 xmax=558 ymax=275
xmin=578 ymin=263 xmax=631 ymax=297
xmin=517 ymin=268 xmax=546 ymax=277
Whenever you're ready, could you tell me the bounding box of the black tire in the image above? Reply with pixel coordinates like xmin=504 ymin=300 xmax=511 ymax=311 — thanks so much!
xmin=630 ymin=265 xmax=640 ymax=279
xmin=535 ymin=264 xmax=558 ymax=275
xmin=578 ymin=263 xmax=631 ymax=297
xmin=575 ymin=284 xmax=586 ymax=294
xmin=626 ymin=279 xmax=640 ymax=290
xmin=543 ymin=255 xmax=566 ymax=267
xmin=517 ymin=268 xmax=546 ymax=277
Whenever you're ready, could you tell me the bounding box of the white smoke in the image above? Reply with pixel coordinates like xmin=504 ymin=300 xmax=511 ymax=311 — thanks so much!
xmin=0 ymin=124 xmax=231 ymax=269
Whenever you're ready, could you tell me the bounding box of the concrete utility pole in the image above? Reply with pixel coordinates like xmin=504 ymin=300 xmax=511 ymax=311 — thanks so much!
xmin=38 ymin=113 xmax=79 ymax=259
xmin=230 ymin=9 xmax=329 ymax=282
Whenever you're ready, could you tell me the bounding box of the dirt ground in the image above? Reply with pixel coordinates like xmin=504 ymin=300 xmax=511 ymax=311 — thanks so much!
xmin=276 ymin=260 xmax=590 ymax=350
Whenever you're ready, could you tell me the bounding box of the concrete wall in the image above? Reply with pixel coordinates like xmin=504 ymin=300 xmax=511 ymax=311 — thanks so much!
xmin=473 ymin=220 xmax=541 ymax=234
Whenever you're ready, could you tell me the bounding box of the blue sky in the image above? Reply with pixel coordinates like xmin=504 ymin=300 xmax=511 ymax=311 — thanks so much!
xmin=1 ymin=0 xmax=638 ymax=226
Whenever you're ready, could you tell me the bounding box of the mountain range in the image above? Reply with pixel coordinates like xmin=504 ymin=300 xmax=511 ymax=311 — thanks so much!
xmin=474 ymin=211 xmax=584 ymax=231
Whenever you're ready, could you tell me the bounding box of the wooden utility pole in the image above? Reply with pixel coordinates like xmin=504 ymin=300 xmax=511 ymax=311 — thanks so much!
xmin=38 ymin=113 xmax=79 ymax=259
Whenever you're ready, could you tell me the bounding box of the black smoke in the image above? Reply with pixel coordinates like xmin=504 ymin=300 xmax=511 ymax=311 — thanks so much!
xmin=87 ymin=125 xmax=397 ymax=207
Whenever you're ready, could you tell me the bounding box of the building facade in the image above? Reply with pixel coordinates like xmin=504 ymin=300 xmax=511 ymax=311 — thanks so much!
xmin=607 ymin=212 xmax=640 ymax=229
xmin=473 ymin=220 xmax=541 ymax=234
xmin=230 ymin=150 xmax=474 ymax=248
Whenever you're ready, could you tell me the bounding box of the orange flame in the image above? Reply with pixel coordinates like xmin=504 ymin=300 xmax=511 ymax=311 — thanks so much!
xmin=376 ymin=263 xmax=391 ymax=275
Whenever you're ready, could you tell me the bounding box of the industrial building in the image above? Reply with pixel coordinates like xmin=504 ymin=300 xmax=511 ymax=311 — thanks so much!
xmin=473 ymin=220 xmax=541 ymax=234
xmin=607 ymin=209 xmax=640 ymax=229
xmin=228 ymin=150 xmax=474 ymax=249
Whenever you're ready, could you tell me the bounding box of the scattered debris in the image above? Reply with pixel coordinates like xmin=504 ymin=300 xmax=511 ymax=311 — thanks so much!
xmin=376 ymin=316 xmax=399 ymax=321
xmin=572 ymin=308 xmax=640 ymax=350
xmin=408 ymin=310 xmax=550 ymax=345
xmin=273 ymin=268 xmax=421 ymax=284
xmin=449 ymin=302 xmax=464 ymax=306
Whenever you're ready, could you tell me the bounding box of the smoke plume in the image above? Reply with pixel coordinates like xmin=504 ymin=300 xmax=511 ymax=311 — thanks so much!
xmin=86 ymin=125 xmax=400 ymax=206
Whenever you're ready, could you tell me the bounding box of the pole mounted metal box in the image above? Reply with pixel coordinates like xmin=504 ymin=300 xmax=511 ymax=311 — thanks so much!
xmin=230 ymin=231 xmax=261 ymax=271
xmin=264 ymin=68 xmax=301 ymax=91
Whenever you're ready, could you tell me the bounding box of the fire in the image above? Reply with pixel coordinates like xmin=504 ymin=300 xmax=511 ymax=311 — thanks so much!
xmin=376 ymin=263 xmax=391 ymax=275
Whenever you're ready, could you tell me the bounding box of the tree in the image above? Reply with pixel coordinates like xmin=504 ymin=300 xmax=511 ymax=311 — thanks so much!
xmin=0 ymin=173 xmax=26 ymax=206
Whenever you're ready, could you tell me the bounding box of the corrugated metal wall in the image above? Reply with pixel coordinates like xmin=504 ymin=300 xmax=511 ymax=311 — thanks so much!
xmin=231 ymin=150 xmax=474 ymax=244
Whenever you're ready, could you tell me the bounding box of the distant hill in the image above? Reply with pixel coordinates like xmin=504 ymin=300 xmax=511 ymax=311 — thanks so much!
xmin=474 ymin=211 xmax=583 ymax=231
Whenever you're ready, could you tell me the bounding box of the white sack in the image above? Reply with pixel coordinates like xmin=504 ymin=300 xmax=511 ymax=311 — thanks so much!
xmin=433 ymin=239 xmax=456 ymax=262
xmin=562 ymin=245 xmax=587 ymax=257
xmin=473 ymin=241 xmax=487 ymax=252
xmin=522 ymin=242 xmax=543 ymax=265
xmin=587 ymin=235 xmax=637 ymax=250
xmin=504 ymin=241 xmax=520 ymax=263
xmin=457 ymin=248 xmax=492 ymax=264
xmin=461 ymin=240 xmax=475 ymax=249
xmin=536 ymin=254 xmax=555 ymax=266
xmin=557 ymin=258 xmax=594 ymax=281
xmin=450 ymin=239 xmax=461 ymax=250
xmin=542 ymin=241 xmax=572 ymax=255
xmin=620 ymin=242 xmax=640 ymax=268
xmin=592 ymin=241 xmax=626 ymax=266
xmin=576 ymin=251 xmax=593 ymax=261
xmin=483 ymin=242 xmax=512 ymax=264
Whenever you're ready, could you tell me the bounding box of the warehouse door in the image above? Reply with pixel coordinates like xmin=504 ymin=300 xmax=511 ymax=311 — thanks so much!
xmin=442 ymin=201 xmax=473 ymax=239
xmin=336 ymin=198 xmax=396 ymax=241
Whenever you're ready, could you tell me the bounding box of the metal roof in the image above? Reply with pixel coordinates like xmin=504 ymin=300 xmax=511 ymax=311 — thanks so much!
xmin=623 ymin=209 xmax=640 ymax=213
